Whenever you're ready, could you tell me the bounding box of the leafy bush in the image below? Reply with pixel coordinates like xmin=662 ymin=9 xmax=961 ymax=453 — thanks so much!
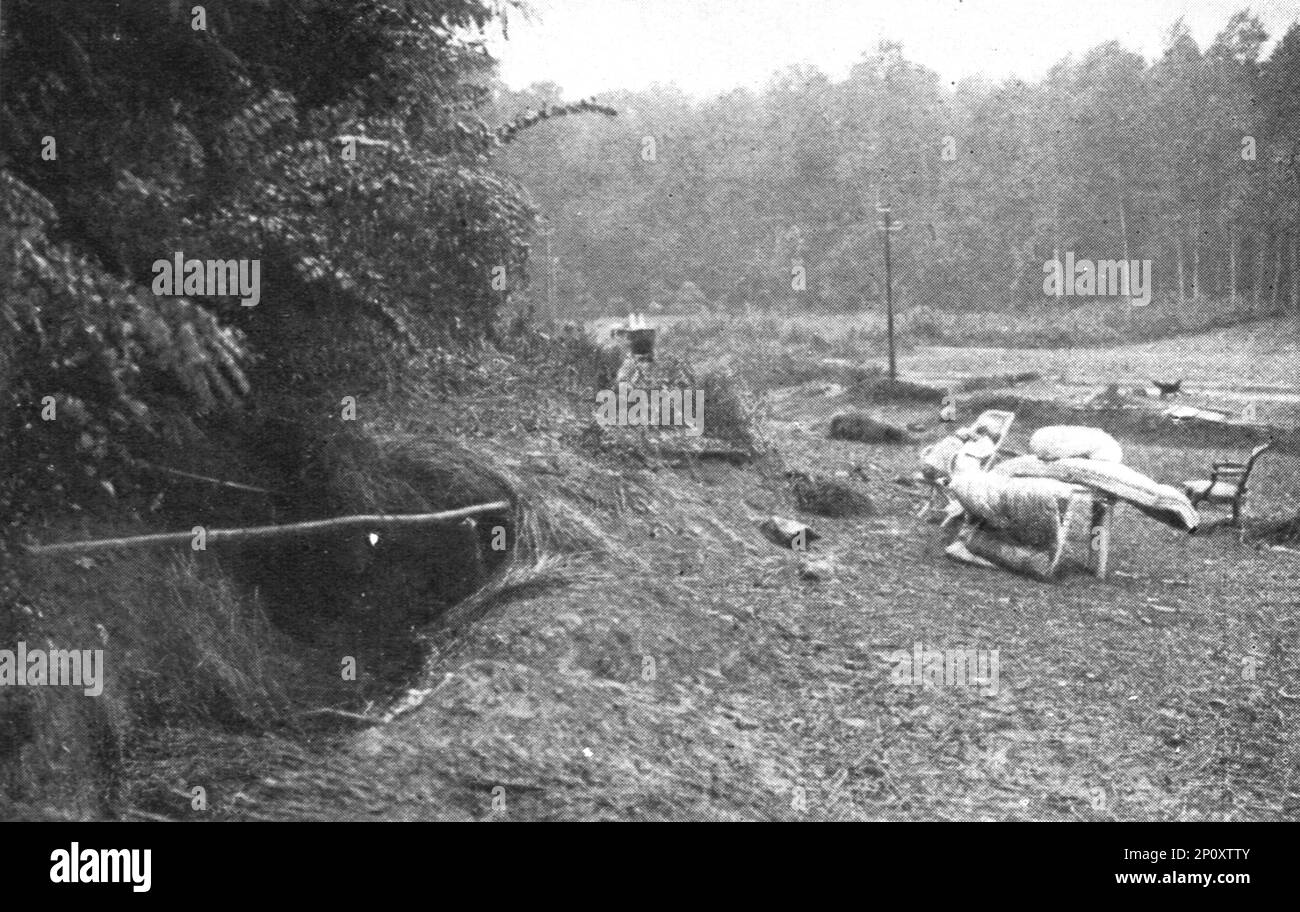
xmin=0 ymin=1 xmax=544 ymax=510
xmin=1 ymin=171 xmax=249 ymax=514
xmin=699 ymin=370 xmax=765 ymax=451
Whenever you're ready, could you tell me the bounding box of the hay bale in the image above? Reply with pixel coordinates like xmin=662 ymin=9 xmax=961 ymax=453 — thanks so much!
xmin=828 ymin=412 xmax=912 ymax=445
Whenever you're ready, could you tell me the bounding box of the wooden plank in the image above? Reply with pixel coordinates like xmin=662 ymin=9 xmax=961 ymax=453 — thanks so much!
xmin=22 ymin=501 xmax=512 ymax=556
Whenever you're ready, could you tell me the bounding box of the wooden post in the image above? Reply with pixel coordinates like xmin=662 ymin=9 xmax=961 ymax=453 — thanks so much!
xmin=1090 ymin=496 xmax=1113 ymax=579
xmin=877 ymin=201 xmax=902 ymax=382
xmin=22 ymin=501 xmax=512 ymax=556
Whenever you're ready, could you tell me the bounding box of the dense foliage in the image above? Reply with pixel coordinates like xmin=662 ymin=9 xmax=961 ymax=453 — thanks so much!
xmin=491 ymin=17 xmax=1300 ymax=320
xmin=1 ymin=0 xmax=539 ymax=514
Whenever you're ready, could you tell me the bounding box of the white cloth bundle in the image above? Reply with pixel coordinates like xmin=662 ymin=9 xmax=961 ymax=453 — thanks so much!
xmin=1030 ymin=426 xmax=1123 ymax=463
xmin=949 ymin=470 xmax=1075 ymax=549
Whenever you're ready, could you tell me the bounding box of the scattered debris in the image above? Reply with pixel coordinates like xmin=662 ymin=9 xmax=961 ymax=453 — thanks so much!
xmin=1088 ymin=383 xmax=1130 ymax=410
xmin=759 ymin=515 xmax=820 ymax=550
xmin=798 ymin=557 xmax=834 ymax=581
xmin=1166 ymin=404 xmax=1229 ymax=423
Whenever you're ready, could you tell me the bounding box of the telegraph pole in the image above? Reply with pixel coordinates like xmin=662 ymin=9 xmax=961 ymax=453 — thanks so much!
xmin=877 ymin=202 xmax=902 ymax=381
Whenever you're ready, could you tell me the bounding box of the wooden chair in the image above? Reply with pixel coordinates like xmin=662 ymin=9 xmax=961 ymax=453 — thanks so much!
xmin=1183 ymin=441 xmax=1275 ymax=528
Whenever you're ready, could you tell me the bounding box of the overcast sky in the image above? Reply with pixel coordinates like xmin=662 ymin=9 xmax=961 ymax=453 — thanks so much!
xmin=487 ymin=0 xmax=1298 ymax=98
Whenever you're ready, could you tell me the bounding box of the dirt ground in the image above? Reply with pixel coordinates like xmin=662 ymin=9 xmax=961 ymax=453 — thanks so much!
xmin=124 ymin=323 xmax=1300 ymax=821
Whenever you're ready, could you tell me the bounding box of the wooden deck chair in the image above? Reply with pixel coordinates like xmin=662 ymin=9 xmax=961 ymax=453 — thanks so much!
xmin=1183 ymin=441 xmax=1276 ymax=528
xmin=917 ymin=409 xmax=1016 ymax=520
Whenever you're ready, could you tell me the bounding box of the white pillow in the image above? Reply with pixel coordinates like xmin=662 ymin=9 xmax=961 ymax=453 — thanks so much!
xmin=1030 ymin=426 xmax=1123 ymax=463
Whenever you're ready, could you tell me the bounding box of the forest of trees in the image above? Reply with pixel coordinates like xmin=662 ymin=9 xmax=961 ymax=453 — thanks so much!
xmin=491 ymin=13 xmax=1300 ymax=322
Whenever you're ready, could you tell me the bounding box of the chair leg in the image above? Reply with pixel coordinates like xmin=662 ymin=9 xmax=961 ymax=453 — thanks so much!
xmin=1049 ymin=492 xmax=1081 ymax=577
xmin=1089 ymin=498 xmax=1112 ymax=579
xmin=917 ymin=486 xmax=940 ymax=519
xmin=920 ymin=484 xmax=952 ymax=523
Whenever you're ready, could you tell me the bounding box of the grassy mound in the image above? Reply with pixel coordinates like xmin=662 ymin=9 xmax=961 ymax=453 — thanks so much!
xmin=844 ymin=368 xmax=944 ymax=405
xmin=2 ymin=322 xmax=773 ymax=820
xmin=828 ymin=412 xmax=912 ymax=445
xmin=788 ymin=472 xmax=875 ymax=518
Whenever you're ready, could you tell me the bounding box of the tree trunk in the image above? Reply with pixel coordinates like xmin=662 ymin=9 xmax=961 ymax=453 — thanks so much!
xmin=1251 ymin=234 xmax=1261 ymax=316
xmin=1273 ymin=231 xmax=1285 ymax=314
xmin=1192 ymin=215 xmax=1202 ymax=301
xmin=1119 ymin=200 xmax=1131 ymax=330
xmin=1292 ymin=228 xmax=1299 ymax=319
xmin=1176 ymin=233 xmax=1186 ymax=303
xmin=1228 ymin=221 xmax=1237 ymax=310
xmin=1119 ymin=200 xmax=1131 ymax=265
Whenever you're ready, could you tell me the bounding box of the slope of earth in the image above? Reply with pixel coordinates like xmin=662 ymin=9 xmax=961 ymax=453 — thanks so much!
xmin=117 ymin=334 xmax=1300 ymax=822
